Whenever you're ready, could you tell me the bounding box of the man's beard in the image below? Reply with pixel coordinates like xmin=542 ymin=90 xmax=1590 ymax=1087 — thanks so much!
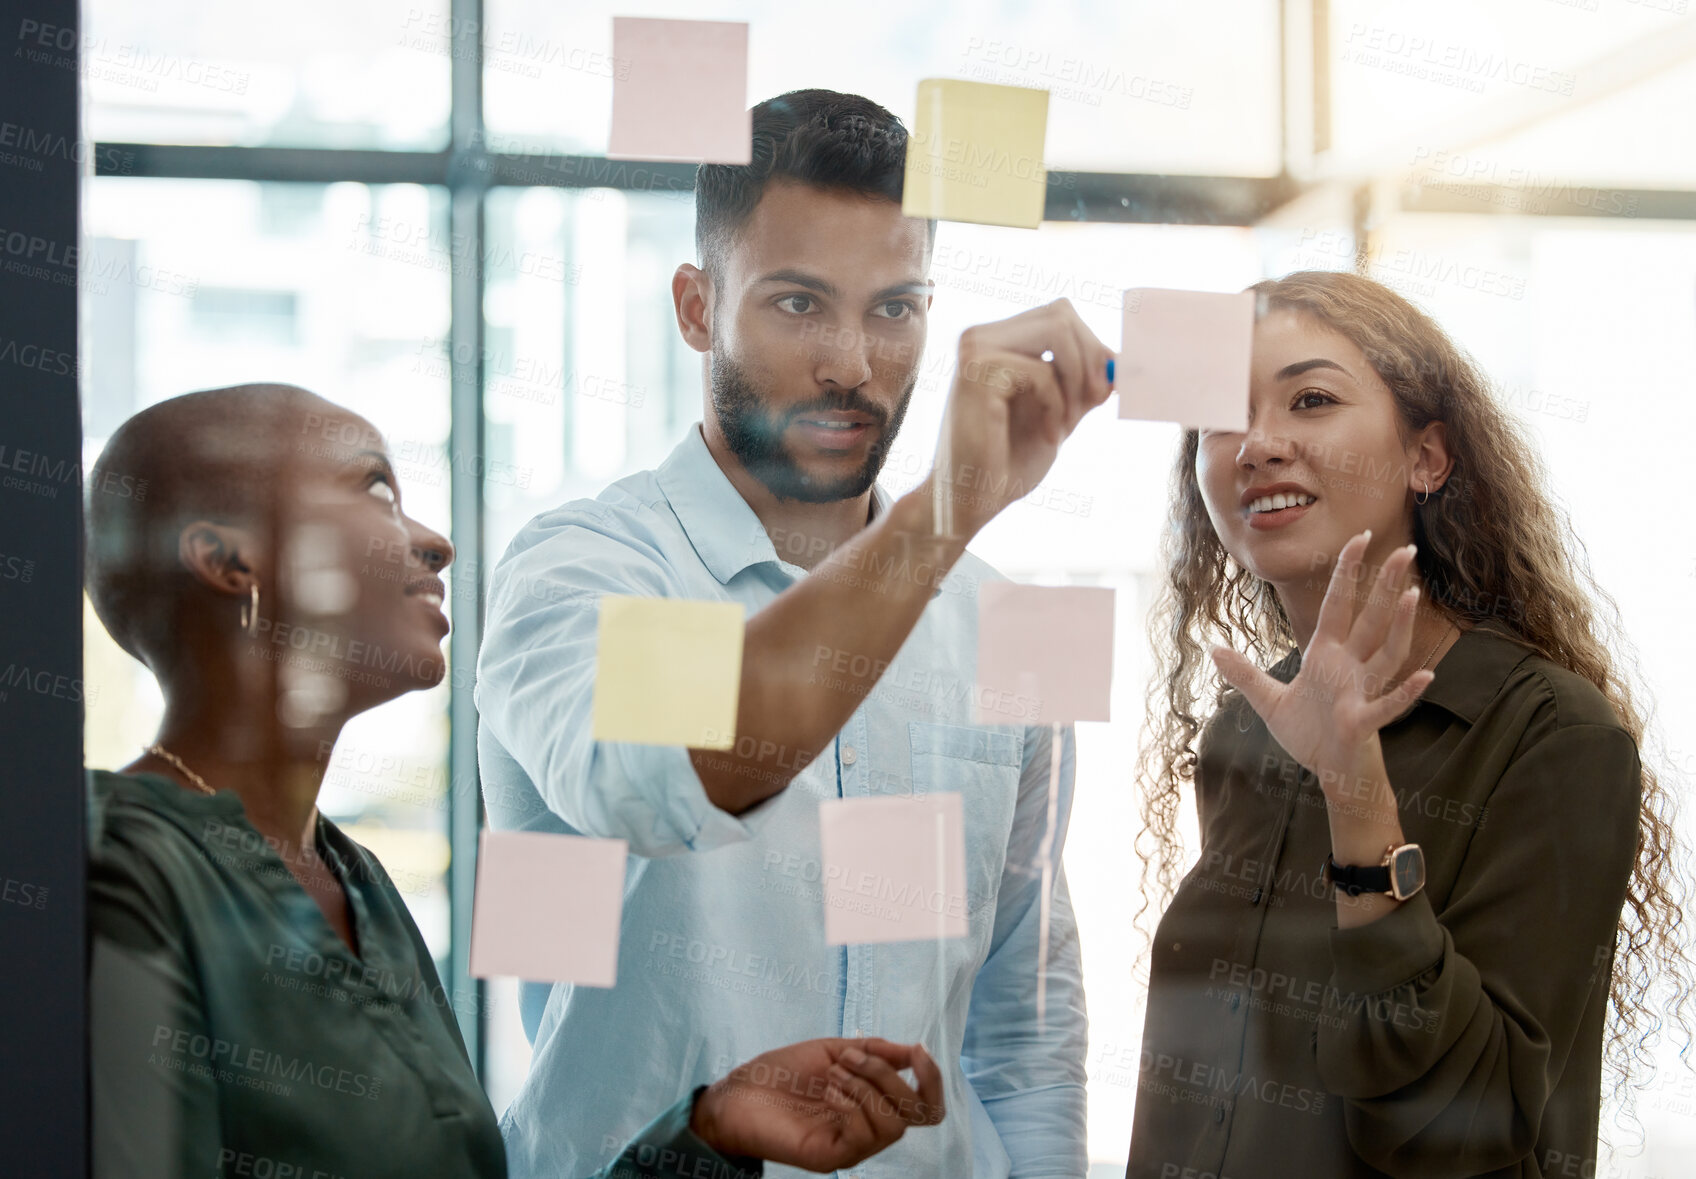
xmin=710 ymin=348 xmax=914 ymax=503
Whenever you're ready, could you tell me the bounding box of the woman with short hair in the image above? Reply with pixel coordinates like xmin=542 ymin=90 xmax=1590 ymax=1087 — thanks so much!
xmin=85 ymin=383 xmax=942 ymax=1179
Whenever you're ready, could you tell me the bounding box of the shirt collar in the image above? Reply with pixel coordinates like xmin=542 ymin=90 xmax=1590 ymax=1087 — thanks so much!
xmin=94 ymin=767 xmax=247 ymax=823
xmin=653 ymin=423 xmax=892 ymax=585
xmin=1269 ymin=615 xmax=1537 ymax=726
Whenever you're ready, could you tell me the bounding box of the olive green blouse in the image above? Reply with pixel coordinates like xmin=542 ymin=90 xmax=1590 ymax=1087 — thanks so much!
xmin=88 ymin=770 xmax=760 ymax=1179
xmin=1126 ymin=618 xmax=1641 ymax=1179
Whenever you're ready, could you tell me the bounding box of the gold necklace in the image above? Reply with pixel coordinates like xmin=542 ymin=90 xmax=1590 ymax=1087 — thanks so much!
xmin=1388 ymin=617 xmax=1454 ymax=697
xmin=144 ymin=743 xmax=218 ymax=796
xmin=1418 ymin=618 xmax=1454 ymax=672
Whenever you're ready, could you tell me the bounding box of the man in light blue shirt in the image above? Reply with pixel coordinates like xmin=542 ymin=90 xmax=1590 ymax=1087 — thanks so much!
xmin=476 ymin=89 xmax=1115 ymax=1179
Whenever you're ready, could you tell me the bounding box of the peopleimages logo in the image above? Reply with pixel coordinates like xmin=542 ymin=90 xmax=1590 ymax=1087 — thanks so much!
xmin=149 ymin=1024 xmax=383 ymax=1100
xmin=0 ymin=662 xmax=96 ymax=704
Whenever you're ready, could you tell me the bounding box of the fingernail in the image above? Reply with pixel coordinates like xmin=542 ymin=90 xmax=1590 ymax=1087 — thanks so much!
xmin=1361 ymin=528 xmax=1372 ymax=542
xmin=843 ymin=1047 xmax=866 ymax=1065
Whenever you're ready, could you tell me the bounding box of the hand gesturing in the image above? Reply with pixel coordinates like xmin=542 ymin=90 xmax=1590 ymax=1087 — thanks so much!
xmin=690 ymin=1037 xmax=945 ymax=1172
xmin=1207 ymin=531 xmax=1434 ymax=780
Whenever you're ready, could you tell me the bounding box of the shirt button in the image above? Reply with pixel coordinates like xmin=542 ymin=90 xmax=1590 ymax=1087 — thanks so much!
xmin=1248 ymin=886 xmax=1263 ymax=905
xmin=1228 ymin=993 xmax=1240 ymax=1012
xmin=841 ymin=745 xmax=858 ymax=766
xmin=853 ymin=1027 xmax=864 ymax=1037
xmin=1214 ymin=1106 xmax=1226 ymax=1124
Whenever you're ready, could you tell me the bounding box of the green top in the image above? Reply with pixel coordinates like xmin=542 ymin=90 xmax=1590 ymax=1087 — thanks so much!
xmin=88 ymin=770 xmax=760 ymax=1179
xmin=1126 ymin=618 xmax=1641 ymax=1179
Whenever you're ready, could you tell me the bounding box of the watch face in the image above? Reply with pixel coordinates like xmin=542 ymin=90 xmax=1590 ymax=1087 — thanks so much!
xmin=1392 ymin=846 xmax=1426 ymax=898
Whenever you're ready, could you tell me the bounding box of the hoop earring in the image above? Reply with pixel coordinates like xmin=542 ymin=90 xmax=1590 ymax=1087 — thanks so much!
xmin=239 ymin=584 xmax=260 ymax=637
xmin=1415 ymin=478 xmax=1431 ymax=506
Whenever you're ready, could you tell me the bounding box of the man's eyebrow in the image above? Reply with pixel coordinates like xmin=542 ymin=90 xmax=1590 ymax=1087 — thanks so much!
xmin=754 ymin=271 xmax=934 ymax=303
xmin=871 ymin=281 xmax=934 ymax=301
xmin=755 ymin=269 xmax=837 ymax=298
xmin=1274 ymin=358 xmax=1350 ymax=381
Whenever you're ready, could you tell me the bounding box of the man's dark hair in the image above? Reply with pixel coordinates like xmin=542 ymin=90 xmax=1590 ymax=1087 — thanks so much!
xmin=694 ymin=88 xmax=935 ymax=274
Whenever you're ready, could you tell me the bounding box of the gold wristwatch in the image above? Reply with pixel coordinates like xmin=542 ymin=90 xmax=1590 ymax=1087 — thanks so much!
xmin=1323 ymin=842 xmax=1426 ymax=901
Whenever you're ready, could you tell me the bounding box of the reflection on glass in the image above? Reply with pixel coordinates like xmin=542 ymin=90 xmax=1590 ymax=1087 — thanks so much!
xmin=82 ymin=177 xmax=455 ymax=963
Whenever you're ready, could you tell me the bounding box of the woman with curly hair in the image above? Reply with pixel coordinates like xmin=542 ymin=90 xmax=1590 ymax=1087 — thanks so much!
xmin=1124 ymin=271 xmax=1691 ymax=1178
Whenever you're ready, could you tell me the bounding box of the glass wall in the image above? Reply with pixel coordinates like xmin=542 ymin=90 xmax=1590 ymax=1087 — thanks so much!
xmin=79 ymin=1 xmax=1696 ymax=1170
xmin=84 ymin=0 xmax=451 ymax=148
xmin=81 ymin=178 xmax=456 ymax=960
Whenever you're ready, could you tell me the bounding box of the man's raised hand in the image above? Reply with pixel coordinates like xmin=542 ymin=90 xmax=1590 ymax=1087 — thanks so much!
xmin=932 ymin=297 xmax=1114 ymax=538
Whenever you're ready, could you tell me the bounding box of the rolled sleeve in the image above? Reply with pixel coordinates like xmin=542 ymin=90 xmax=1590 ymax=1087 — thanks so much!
xmin=962 ymin=722 xmax=1089 ymax=1178
xmin=476 ymin=512 xmax=768 ymax=857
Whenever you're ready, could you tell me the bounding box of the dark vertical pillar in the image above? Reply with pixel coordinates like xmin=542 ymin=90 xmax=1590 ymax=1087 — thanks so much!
xmin=0 ymin=2 xmax=87 ymax=1174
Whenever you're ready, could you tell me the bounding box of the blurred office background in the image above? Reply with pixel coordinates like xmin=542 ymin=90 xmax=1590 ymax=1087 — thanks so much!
xmin=78 ymin=1 xmax=1696 ymax=1170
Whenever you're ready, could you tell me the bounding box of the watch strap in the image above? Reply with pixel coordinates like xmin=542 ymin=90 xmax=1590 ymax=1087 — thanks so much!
xmin=1323 ymin=853 xmax=1392 ymax=897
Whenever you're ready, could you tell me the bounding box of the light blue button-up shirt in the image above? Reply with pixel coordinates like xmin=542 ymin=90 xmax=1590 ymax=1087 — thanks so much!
xmin=475 ymin=424 xmax=1087 ymax=1179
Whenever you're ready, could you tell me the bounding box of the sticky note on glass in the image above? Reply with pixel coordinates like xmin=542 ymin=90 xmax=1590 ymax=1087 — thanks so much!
xmin=903 ymin=79 xmax=1049 ymax=229
xmin=1117 ymin=288 xmax=1255 ymax=430
xmin=819 ymin=794 xmax=968 ymax=945
xmin=608 ymin=18 xmax=751 ymax=163
xmin=591 ymin=596 xmax=744 ymax=749
xmin=470 ymin=830 xmax=627 ymax=986
xmin=975 ymin=583 xmax=1115 ymax=725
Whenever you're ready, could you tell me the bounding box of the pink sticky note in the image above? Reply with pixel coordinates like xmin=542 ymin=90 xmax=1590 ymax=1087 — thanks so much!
xmin=975 ymin=583 xmax=1115 ymax=725
xmin=470 ymin=830 xmax=627 ymax=986
xmin=608 ymin=18 xmax=751 ymax=164
xmin=819 ymin=794 xmax=968 ymax=945
xmin=1117 ymin=288 xmax=1254 ymax=430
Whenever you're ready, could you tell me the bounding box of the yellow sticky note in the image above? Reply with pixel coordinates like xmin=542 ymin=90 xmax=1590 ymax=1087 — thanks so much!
xmin=591 ymin=596 xmax=744 ymax=749
xmin=903 ymin=79 xmax=1049 ymax=230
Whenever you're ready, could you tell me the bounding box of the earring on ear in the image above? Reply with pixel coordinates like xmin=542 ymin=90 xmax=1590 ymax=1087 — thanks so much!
xmin=239 ymin=583 xmax=260 ymax=637
xmin=1415 ymin=477 xmax=1431 ymax=506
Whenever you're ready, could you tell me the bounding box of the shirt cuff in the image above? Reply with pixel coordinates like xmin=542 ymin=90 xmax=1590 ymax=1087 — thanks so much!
xmin=599 ymin=1087 xmax=763 ymax=1179
xmin=593 ymin=743 xmax=770 ymax=856
xmin=1326 ymin=889 xmax=1446 ymax=996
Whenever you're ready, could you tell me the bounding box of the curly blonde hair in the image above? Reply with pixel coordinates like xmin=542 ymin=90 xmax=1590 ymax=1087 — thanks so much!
xmin=1134 ymin=269 xmax=1693 ymax=1119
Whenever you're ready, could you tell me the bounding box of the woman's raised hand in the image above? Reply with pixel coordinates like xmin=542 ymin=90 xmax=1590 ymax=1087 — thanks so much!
xmin=1207 ymin=530 xmax=1434 ymax=782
